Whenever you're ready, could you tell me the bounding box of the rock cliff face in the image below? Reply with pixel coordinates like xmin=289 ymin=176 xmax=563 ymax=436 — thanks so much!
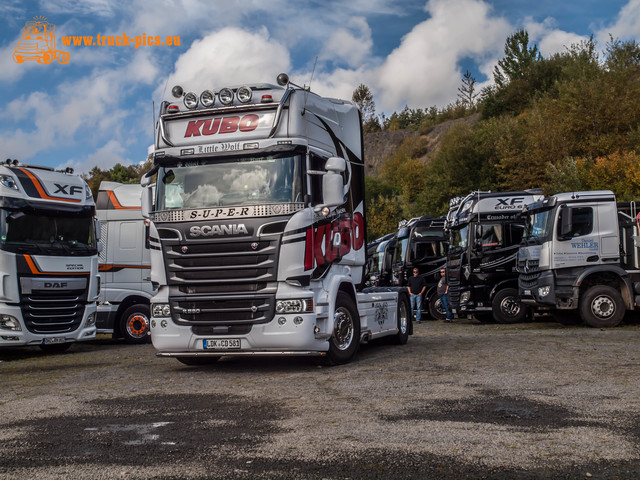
xmin=363 ymin=113 xmax=481 ymax=177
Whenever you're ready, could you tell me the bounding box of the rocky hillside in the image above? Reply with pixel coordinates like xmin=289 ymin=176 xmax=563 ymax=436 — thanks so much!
xmin=363 ymin=113 xmax=481 ymax=177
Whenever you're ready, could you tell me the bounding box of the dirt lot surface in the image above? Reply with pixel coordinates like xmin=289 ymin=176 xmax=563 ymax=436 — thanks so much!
xmin=2 ymin=319 xmax=640 ymax=479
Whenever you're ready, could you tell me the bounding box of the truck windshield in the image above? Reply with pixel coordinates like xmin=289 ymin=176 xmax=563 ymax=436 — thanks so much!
xmin=0 ymin=210 xmax=96 ymax=255
xmin=449 ymin=225 xmax=468 ymax=253
xmin=156 ymin=155 xmax=303 ymax=210
xmin=523 ymin=209 xmax=553 ymax=242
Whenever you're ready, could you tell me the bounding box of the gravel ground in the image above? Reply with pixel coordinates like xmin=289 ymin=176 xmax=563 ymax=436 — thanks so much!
xmin=2 ymin=318 xmax=640 ymax=479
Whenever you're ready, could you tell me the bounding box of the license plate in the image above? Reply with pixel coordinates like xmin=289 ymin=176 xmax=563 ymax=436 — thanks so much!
xmin=523 ymin=289 xmax=531 ymax=296
xmin=203 ymin=338 xmax=241 ymax=350
xmin=43 ymin=337 xmax=66 ymax=345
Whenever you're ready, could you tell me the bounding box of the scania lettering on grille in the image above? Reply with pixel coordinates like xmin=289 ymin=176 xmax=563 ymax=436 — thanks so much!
xmin=304 ymin=213 xmax=365 ymax=270
xmin=184 ymin=114 xmax=259 ymax=137
xmin=189 ymin=224 xmax=249 ymax=237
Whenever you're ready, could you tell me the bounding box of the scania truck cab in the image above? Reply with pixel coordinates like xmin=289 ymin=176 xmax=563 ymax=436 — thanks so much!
xmin=518 ymin=190 xmax=640 ymax=327
xmin=143 ymin=74 xmax=411 ymax=365
xmin=446 ymin=189 xmax=543 ymax=323
xmin=0 ymin=160 xmax=99 ymax=351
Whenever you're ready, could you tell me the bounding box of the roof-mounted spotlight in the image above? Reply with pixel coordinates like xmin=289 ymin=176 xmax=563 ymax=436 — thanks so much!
xmin=218 ymin=88 xmax=234 ymax=105
xmin=12 ymin=159 xmax=19 ymax=166
xmin=237 ymin=86 xmax=252 ymax=103
xmin=200 ymin=90 xmax=215 ymax=107
xmin=277 ymin=73 xmax=289 ymax=86
xmin=183 ymin=92 xmax=198 ymax=109
xmin=65 ymin=167 xmax=74 ymax=174
xmin=171 ymin=85 xmax=184 ymax=98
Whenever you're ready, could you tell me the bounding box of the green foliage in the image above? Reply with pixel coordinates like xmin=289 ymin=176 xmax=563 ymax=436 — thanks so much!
xmin=85 ymin=158 xmax=153 ymax=199
xmin=366 ymin=194 xmax=403 ymax=242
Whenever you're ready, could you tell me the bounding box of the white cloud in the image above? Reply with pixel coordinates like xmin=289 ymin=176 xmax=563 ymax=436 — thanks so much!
xmin=525 ymin=17 xmax=588 ymax=57
xmin=595 ymin=0 xmax=640 ymax=45
xmin=375 ymin=0 xmax=511 ymax=110
xmin=60 ymin=139 xmax=131 ymax=173
xmin=162 ymin=27 xmax=291 ymax=98
xmin=320 ymin=17 xmax=373 ymax=68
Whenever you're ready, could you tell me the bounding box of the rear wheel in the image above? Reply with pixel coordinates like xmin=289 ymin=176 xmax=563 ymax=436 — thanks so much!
xmin=327 ymin=292 xmax=360 ymax=365
xmin=492 ymin=288 xmax=528 ymax=324
xmin=176 ymin=356 xmax=220 ymax=366
xmin=120 ymin=304 xmax=150 ymax=344
xmin=580 ymin=285 xmax=625 ymax=328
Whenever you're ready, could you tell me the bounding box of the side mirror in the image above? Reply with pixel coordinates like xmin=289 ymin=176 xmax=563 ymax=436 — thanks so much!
xmin=141 ymin=187 xmax=153 ymax=219
xmin=97 ymin=241 xmax=103 ymax=253
xmin=320 ymin=157 xmax=346 ymax=209
xmin=94 ymin=219 xmax=101 ymax=241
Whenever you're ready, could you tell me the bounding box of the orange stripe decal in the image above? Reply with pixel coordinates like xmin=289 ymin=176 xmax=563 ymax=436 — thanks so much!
xmin=19 ymin=168 xmax=81 ymax=203
xmin=99 ymin=264 xmax=151 ymax=271
xmin=107 ymin=190 xmax=141 ymax=210
xmin=24 ymin=255 xmax=90 ymax=275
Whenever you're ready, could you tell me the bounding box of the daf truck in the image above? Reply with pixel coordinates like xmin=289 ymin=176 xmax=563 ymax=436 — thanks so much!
xmin=0 ymin=160 xmax=99 ymax=351
xmin=518 ymin=190 xmax=640 ymax=327
xmin=142 ymin=74 xmax=411 ymax=365
xmin=446 ymin=189 xmax=543 ymax=323
xmin=96 ymin=181 xmax=154 ymax=343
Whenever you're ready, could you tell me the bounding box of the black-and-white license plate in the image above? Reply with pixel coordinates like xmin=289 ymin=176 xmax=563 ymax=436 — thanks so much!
xmin=203 ymin=338 xmax=241 ymax=350
xmin=43 ymin=337 xmax=66 ymax=345
xmin=523 ymin=289 xmax=531 ymax=296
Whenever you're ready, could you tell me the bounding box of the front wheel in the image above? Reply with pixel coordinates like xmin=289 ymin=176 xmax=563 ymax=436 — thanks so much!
xmin=492 ymin=288 xmax=528 ymax=324
xmin=580 ymin=285 xmax=625 ymax=328
xmin=393 ymin=294 xmax=410 ymax=345
xmin=120 ymin=304 xmax=151 ymax=344
xmin=327 ymin=292 xmax=360 ymax=365
xmin=428 ymin=294 xmax=446 ymax=320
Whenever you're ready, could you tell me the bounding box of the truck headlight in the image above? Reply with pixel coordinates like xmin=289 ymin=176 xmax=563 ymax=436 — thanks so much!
xmin=275 ymin=299 xmax=313 ymax=314
xmin=460 ymin=291 xmax=471 ymax=303
xmin=85 ymin=313 xmax=96 ymax=327
xmin=538 ymin=286 xmax=551 ymax=297
xmin=152 ymin=304 xmax=171 ymax=317
xmin=0 ymin=315 xmax=21 ymax=331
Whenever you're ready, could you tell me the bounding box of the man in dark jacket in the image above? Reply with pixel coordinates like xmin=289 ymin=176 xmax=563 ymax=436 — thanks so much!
xmin=437 ymin=268 xmax=453 ymax=322
xmin=407 ymin=268 xmax=426 ymax=323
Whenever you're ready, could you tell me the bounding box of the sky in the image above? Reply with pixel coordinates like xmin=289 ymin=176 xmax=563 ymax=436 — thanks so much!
xmin=0 ymin=0 xmax=638 ymax=175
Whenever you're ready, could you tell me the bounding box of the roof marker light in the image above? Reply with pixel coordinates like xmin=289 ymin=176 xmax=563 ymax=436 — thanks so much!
xmin=200 ymin=90 xmax=215 ymax=107
xmin=167 ymin=104 xmax=180 ymax=113
xmin=184 ymin=92 xmax=198 ymax=109
xmin=218 ymin=88 xmax=233 ymax=105
xmin=261 ymin=95 xmax=273 ymax=103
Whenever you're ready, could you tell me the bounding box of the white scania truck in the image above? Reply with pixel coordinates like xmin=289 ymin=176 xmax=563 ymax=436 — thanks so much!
xmin=518 ymin=190 xmax=640 ymax=327
xmin=0 ymin=160 xmax=99 ymax=352
xmin=142 ymin=74 xmax=411 ymax=365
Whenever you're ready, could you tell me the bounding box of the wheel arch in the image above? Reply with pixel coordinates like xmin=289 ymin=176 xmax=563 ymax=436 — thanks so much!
xmin=488 ymin=278 xmax=519 ymax=301
xmin=577 ymin=268 xmax=632 ymax=310
xmin=113 ymin=295 xmax=152 ymax=337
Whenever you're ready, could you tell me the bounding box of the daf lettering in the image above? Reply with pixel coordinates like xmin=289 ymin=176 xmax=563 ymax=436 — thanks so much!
xmin=44 ymin=282 xmax=68 ymax=289
xmin=189 ymin=224 xmax=249 ymax=237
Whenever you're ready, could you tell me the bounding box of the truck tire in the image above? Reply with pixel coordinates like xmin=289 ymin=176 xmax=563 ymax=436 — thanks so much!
xmin=579 ymin=285 xmax=625 ymax=328
xmin=393 ymin=294 xmax=410 ymax=345
xmin=176 ymin=356 xmax=220 ymax=366
xmin=120 ymin=304 xmax=151 ymax=344
xmin=327 ymin=291 xmax=360 ymax=365
xmin=492 ymin=288 xmax=528 ymax=324
xmin=428 ymin=294 xmax=446 ymax=320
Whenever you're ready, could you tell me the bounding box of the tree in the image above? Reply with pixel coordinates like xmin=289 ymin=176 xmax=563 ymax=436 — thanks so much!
xmin=352 ymin=84 xmax=377 ymax=132
xmin=493 ymin=29 xmax=540 ymax=88
xmin=457 ymin=70 xmax=478 ymax=109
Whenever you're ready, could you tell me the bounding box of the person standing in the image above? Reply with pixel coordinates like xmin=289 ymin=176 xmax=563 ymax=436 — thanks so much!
xmin=438 ymin=268 xmax=453 ymax=322
xmin=407 ymin=268 xmax=426 ymax=323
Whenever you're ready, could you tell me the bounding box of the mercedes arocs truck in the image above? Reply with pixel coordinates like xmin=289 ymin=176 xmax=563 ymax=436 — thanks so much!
xmin=0 ymin=160 xmax=99 ymax=351
xmin=142 ymin=74 xmax=411 ymax=365
xmin=446 ymin=189 xmax=543 ymax=323
xmin=96 ymin=181 xmax=154 ymax=343
xmin=518 ymin=190 xmax=640 ymax=327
